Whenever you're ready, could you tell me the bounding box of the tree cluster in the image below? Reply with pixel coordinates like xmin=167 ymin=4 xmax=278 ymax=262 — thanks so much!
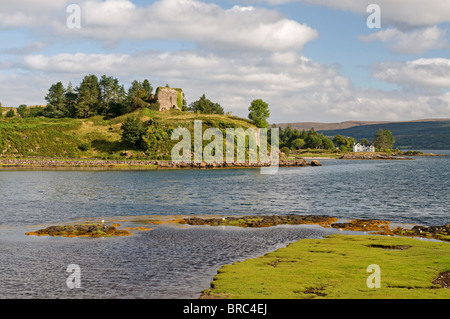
xmin=333 ymin=135 xmax=357 ymax=152
xmin=275 ymin=126 xmax=335 ymax=151
xmin=38 ymin=75 xmax=156 ymax=119
xmin=373 ymin=129 xmax=395 ymax=150
xmin=188 ymin=94 xmax=224 ymax=115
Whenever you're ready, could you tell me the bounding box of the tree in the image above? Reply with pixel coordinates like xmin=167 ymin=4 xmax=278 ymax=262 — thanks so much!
xmin=127 ymin=80 xmax=143 ymax=104
xmin=44 ymin=82 xmax=67 ymax=118
xmin=374 ymin=129 xmax=395 ymax=150
xmin=360 ymin=138 xmax=370 ymax=145
xmin=320 ymin=134 xmax=336 ymax=150
xmin=333 ymin=134 xmax=357 ymax=152
xmin=17 ymin=104 xmax=28 ymax=117
xmin=64 ymin=82 xmax=78 ymax=118
xmin=142 ymin=79 xmax=153 ymax=98
xmin=99 ymin=75 xmax=127 ymax=116
xmin=305 ymin=131 xmax=322 ymax=149
xmin=248 ymin=99 xmax=270 ymax=128
xmin=181 ymin=93 xmax=188 ymax=111
xmin=292 ymin=138 xmax=305 ymax=149
xmin=121 ymin=117 xmax=146 ymax=147
xmin=0 ymin=102 xmax=3 ymax=118
xmin=76 ymin=75 xmax=100 ymax=118
xmin=189 ymin=94 xmax=224 ymax=115
xmin=6 ymin=109 xmax=15 ymax=118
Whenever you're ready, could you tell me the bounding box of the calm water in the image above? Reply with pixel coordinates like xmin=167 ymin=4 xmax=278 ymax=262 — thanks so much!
xmin=1 ymin=151 xmax=449 ymax=298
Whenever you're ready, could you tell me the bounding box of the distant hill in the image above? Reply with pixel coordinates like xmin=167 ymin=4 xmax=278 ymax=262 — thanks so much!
xmin=275 ymin=119 xmax=450 ymax=150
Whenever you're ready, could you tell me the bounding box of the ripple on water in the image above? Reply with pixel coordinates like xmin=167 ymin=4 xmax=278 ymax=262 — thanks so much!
xmin=0 ymin=223 xmax=338 ymax=299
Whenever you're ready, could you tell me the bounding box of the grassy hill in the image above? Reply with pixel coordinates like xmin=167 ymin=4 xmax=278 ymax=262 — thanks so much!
xmin=277 ymin=119 xmax=450 ymax=150
xmin=0 ymin=108 xmax=257 ymax=160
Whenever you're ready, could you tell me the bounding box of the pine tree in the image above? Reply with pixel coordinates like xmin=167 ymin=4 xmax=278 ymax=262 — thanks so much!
xmin=76 ymin=75 xmax=100 ymax=118
xmin=44 ymin=82 xmax=67 ymax=118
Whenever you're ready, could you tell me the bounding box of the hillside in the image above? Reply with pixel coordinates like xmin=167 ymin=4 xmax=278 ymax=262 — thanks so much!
xmin=0 ymin=109 xmax=257 ymax=160
xmin=276 ymin=119 xmax=450 ymax=150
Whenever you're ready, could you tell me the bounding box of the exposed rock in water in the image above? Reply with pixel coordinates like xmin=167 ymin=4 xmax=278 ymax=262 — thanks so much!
xmin=330 ymin=219 xmax=391 ymax=232
xmin=25 ymin=224 xmax=132 ymax=237
xmin=181 ymin=214 xmax=338 ymax=228
xmin=310 ymin=160 xmax=322 ymax=166
xmin=387 ymin=224 xmax=450 ymax=241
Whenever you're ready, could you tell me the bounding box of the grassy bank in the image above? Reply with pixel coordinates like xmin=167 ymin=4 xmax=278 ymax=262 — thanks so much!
xmin=203 ymin=234 xmax=450 ymax=299
xmin=0 ymin=109 xmax=256 ymax=160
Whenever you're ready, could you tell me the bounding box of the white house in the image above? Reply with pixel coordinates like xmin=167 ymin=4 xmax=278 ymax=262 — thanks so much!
xmin=353 ymin=143 xmax=375 ymax=152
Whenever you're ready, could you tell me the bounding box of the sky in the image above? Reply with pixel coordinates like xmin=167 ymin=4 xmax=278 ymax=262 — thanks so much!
xmin=0 ymin=0 xmax=450 ymax=123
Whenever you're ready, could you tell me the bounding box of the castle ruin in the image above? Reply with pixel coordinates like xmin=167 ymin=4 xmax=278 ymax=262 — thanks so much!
xmin=156 ymin=87 xmax=181 ymax=111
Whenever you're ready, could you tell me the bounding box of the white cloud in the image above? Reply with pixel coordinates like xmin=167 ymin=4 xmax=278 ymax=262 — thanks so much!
xmin=372 ymin=58 xmax=450 ymax=89
xmin=359 ymin=26 xmax=450 ymax=54
xmin=242 ymin=0 xmax=450 ymax=54
xmin=18 ymin=51 xmax=450 ymax=122
xmin=0 ymin=0 xmax=318 ymax=53
xmin=249 ymin=0 xmax=450 ymax=27
xmin=2 ymin=0 xmax=450 ymax=122
xmin=301 ymin=0 xmax=450 ymax=28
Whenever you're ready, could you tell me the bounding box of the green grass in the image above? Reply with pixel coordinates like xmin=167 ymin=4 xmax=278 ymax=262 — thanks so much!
xmin=0 ymin=109 xmax=257 ymax=160
xmin=204 ymin=234 xmax=450 ymax=299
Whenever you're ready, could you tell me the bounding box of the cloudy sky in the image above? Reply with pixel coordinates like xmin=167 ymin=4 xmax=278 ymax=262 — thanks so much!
xmin=1 ymin=0 xmax=450 ymax=123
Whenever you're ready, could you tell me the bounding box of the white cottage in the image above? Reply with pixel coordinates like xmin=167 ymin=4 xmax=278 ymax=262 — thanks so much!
xmin=353 ymin=143 xmax=375 ymax=152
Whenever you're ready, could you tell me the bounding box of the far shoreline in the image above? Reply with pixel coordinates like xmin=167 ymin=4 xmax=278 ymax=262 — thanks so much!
xmin=0 ymin=157 xmax=323 ymax=170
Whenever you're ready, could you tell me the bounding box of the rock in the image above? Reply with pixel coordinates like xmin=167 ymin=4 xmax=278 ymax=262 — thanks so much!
xmin=120 ymin=151 xmax=132 ymax=158
xmin=311 ymin=160 xmax=322 ymax=166
xmin=182 ymin=214 xmax=338 ymax=228
xmin=25 ymin=223 xmax=132 ymax=237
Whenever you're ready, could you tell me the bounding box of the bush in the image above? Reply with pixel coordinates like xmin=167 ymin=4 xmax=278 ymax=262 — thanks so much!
xmin=121 ymin=117 xmax=146 ymax=147
xmin=78 ymin=141 xmax=91 ymax=151
xmin=281 ymin=146 xmax=290 ymax=157
xmin=6 ymin=109 xmax=15 ymax=118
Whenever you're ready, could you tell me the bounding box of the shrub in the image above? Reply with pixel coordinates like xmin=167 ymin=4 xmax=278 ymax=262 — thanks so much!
xmin=281 ymin=146 xmax=290 ymax=157
xmin=6 ymin=109 xmax=15 ymax=118
xmin=121 ymin=117 xmax=146 ymax=147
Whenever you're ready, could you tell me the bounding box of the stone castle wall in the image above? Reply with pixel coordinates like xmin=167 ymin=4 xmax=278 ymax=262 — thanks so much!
xmin=157 ymin=88 xmax=180 ymax=111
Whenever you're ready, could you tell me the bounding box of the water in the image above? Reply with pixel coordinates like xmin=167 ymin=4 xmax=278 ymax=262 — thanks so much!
xmin=1 ymin=151 xmax=449 ymax=298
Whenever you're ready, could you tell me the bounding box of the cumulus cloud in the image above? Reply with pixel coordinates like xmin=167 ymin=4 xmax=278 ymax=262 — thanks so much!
xmin=243 ymin=0 xmax=450 ymax=54
xmin=80 ymin=0 xmax=318 ymax=52
xmin=301 ymin=0 xmax=450 ymax=28
xmin=19 ymin=50 xmax=450 ymax=122
xmin=2 ymin=0 xmax=450 ymax=122
xmin=247 ymin=0 xmax=450 ymax=27
xmin=0 ymin=0 xmax=318 ymax=53
xmin=359 ymin=26 xmax=450 ymax=54
xmin=372 ymin=58 xmax=450 ymax=90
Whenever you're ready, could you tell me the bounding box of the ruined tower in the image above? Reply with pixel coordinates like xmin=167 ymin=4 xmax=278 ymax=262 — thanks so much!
xmin=156 ymin=87 xmax=181 ymax=111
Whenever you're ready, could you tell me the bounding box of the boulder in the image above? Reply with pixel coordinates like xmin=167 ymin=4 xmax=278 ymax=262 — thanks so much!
xmin=311 ymin=160 xmax=322 ymax=166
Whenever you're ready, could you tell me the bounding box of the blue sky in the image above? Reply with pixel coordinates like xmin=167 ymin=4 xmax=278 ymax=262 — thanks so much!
xmin=1 ymin=0 xmax=450 ymax=123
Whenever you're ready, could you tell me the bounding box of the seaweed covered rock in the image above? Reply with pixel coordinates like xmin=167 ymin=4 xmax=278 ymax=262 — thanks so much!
xmin=182 ymin=214 xmax=338 ymax=228
xmin=330 ymin=219 xmax=391 ymax=232
xmin=26 ymin=223 xmax=132 ymax=237
xmin=391 ymin=224 xmax=450 ymax=241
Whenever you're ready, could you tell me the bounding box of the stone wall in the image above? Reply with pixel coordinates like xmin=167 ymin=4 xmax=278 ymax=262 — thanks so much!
xmin=156 ymin=87 xmax=180 ymax=111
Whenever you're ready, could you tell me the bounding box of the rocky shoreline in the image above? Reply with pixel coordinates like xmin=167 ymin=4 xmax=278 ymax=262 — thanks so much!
xmin=340 ymin=153 xmax=412 ymax=160
xmin=24 ymin=214 xmax=450 ymax=242
xmin=181 ymin=215 xmax=450 ymax=242
xmin=0 ymin=158 xmax=321 ymax=169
